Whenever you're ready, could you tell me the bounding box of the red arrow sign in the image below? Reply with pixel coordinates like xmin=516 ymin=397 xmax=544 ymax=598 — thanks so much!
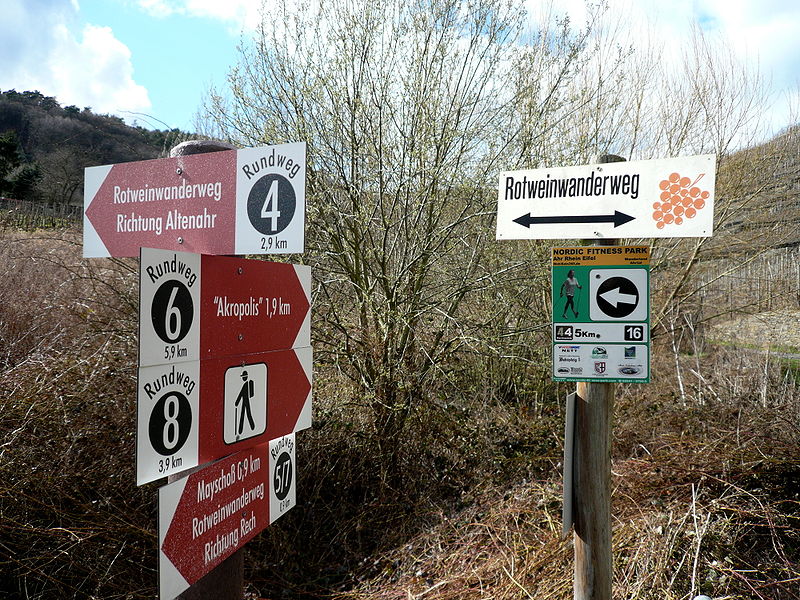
xmin=198 ymin=347 xmax=312 ymax=465
xmin=159 ymin=444 xmax=271 ymax=597
xmin=199 ymin=255 xmax=310 ymax=360
xmin=139 ymin=249 xmax=311 ymax=368
xmin=85 ymin=143 xmax=307 ymax=257
xmin=85 ymin=152 xmax=238 ymax=257
xmin=137 ymin=347 xmax=311 ymax=485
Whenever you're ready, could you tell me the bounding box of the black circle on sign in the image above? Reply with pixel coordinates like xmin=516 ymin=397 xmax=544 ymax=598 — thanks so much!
xmin=151 ymin=280 xmax=193 ymax=344
xmin=247 ymin=173 xmax=296 ymax=235
xmin=273 ymin=451 xmax=293 ymax=501
xmin=596 ymin=276 xmax=639 ymax=318
xmin=148 ymin=391 xmax=192 ymax=456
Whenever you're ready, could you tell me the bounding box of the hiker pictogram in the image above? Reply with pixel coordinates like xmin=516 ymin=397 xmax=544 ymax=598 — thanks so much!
xmin=223 ymin=363 xmax=268 ymax=444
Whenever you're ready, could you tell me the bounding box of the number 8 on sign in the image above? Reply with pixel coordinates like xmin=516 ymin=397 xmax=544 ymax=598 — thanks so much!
xmin=137 ymin=360 xmax=200 ymax=485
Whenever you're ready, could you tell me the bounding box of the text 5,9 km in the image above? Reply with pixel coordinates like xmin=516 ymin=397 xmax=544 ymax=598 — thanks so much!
xmin=164 ymin=344 xmax=188 ymax=360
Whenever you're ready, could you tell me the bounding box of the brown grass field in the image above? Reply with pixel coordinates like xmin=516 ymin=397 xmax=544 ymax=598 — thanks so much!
xmin=0 ymin=223 xmax=798 ymax=600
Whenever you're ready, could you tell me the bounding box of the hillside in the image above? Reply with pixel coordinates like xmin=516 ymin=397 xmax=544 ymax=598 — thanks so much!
xmin=0 ymin=89 xmax=193 ymax=208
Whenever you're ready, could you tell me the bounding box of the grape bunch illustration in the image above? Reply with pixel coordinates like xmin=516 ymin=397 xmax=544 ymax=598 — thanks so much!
xmin=652 ymin=172 xmax=709 ymax=229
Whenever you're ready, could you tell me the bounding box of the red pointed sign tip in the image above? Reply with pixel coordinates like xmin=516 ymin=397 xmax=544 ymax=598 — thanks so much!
xmin=161 ymin=445 xmax=271 ymax=585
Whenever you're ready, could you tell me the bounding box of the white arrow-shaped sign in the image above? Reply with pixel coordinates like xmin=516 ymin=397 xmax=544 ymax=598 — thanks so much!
xmin=599 ymin=288 xmax=638 ymax=308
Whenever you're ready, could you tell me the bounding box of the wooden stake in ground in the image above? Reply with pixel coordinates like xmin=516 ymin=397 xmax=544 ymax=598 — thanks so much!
xmin=167 ymin=139 xmax=245 ymax=600
xmin=572 ymin=153 xmax=625 ymax=600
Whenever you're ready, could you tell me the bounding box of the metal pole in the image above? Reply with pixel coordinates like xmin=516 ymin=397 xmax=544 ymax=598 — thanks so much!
xmin=573 ymin=153 xmax=625 ymax=600
xmin=167 ymin=139 xmax=245 ymax=600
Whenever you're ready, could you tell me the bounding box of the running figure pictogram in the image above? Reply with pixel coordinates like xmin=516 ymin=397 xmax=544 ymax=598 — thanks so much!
xmin=560 ymin=269 xmax=582 ymax=318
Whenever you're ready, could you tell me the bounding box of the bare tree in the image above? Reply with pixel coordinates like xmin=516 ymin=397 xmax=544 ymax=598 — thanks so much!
xmin=199 ymin=0 xmax=777 ymax=450
xmin=201 ymin=0 xmax=544 ymax=457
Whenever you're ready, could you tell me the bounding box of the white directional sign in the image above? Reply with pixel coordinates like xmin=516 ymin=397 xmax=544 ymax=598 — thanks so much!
xmin=497 ymin=154 xmax=716 ymax=240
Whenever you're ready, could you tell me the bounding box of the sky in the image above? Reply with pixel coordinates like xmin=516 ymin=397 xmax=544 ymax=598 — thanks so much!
xmin=1 ymin=0 xmax=798 ymax=137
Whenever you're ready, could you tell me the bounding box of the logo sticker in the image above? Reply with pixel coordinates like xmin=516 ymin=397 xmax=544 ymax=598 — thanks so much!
xmin=594 ymin=362 xmax=606 ymax=374
xmin=591 ymin=346 xmax=608 ymax=358
xmin=555 ymin=325 xmax=574 ymax=340
xmin=653 ymin=171 xmax=709 ymax=230
xmin=618 ymin=366 xmax=642 ymax=375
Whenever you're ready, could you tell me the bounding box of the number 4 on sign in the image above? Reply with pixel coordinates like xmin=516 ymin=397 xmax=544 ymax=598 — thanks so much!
xmin=261 ymin=180 xmax=281 ymax=231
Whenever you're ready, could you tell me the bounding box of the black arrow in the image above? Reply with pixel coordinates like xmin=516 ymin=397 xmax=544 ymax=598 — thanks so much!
xmin=513 ymin=210 xmax=635 ymax=228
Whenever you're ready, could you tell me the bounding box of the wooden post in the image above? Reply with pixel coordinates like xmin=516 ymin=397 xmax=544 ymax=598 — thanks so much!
xmin=167 ymin=138 xmax=245 ymax=600
xmin=572 ymin=153 xmax=625 ymax=600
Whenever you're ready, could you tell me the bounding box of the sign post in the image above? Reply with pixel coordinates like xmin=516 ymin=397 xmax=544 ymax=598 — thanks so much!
xmin=571 ymin=154 xmax=625 ymax=600
xmin=153 ymin=140 xmax=306 ymax=600
xmin=496 ymin=150 xmax=716 ymax=600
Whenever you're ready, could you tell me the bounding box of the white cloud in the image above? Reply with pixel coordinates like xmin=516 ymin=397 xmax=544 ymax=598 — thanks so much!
xmin=696 ymin=0 xmax=800 ymax=87
xmin=50 ymin=24 xmax=151 ymax=115
xmin=539 ymin=0 xmax=799 ymax=133
xmin=0 ymin=0 xmax=151 ymax=118
xmin=136 ymin=0 xmax=264 ymax=31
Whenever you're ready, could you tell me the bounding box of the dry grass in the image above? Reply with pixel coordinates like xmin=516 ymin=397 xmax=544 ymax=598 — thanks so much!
xmin=1 ymin=228 xmax=798 ymax=600
xmin=327 ymin=345 xmax=800 ymax=600
xmin=0 ymin=228 xmax=153 ymax=599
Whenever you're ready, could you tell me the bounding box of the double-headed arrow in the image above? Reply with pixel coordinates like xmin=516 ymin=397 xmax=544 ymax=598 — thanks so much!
xmin=513 ymin=210 xmax=635 ymax=228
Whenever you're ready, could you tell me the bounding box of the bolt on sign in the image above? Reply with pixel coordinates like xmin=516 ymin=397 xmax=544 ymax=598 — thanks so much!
xmin=497 ymin=154 xmax=716 ymax=240
xmin=552 ymin=245 xmax=650 ymax=383
xmin=83 ymin=142 xmax=306 ymax=257
xmin=137 ymin=248 xmax=312 ymax=486
xmin=158 ymin=435 xmax=296 ymax=600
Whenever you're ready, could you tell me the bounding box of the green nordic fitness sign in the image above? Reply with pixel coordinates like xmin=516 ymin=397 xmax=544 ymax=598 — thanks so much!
xmin=552 ymin=245 xmax=650 ymax=383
